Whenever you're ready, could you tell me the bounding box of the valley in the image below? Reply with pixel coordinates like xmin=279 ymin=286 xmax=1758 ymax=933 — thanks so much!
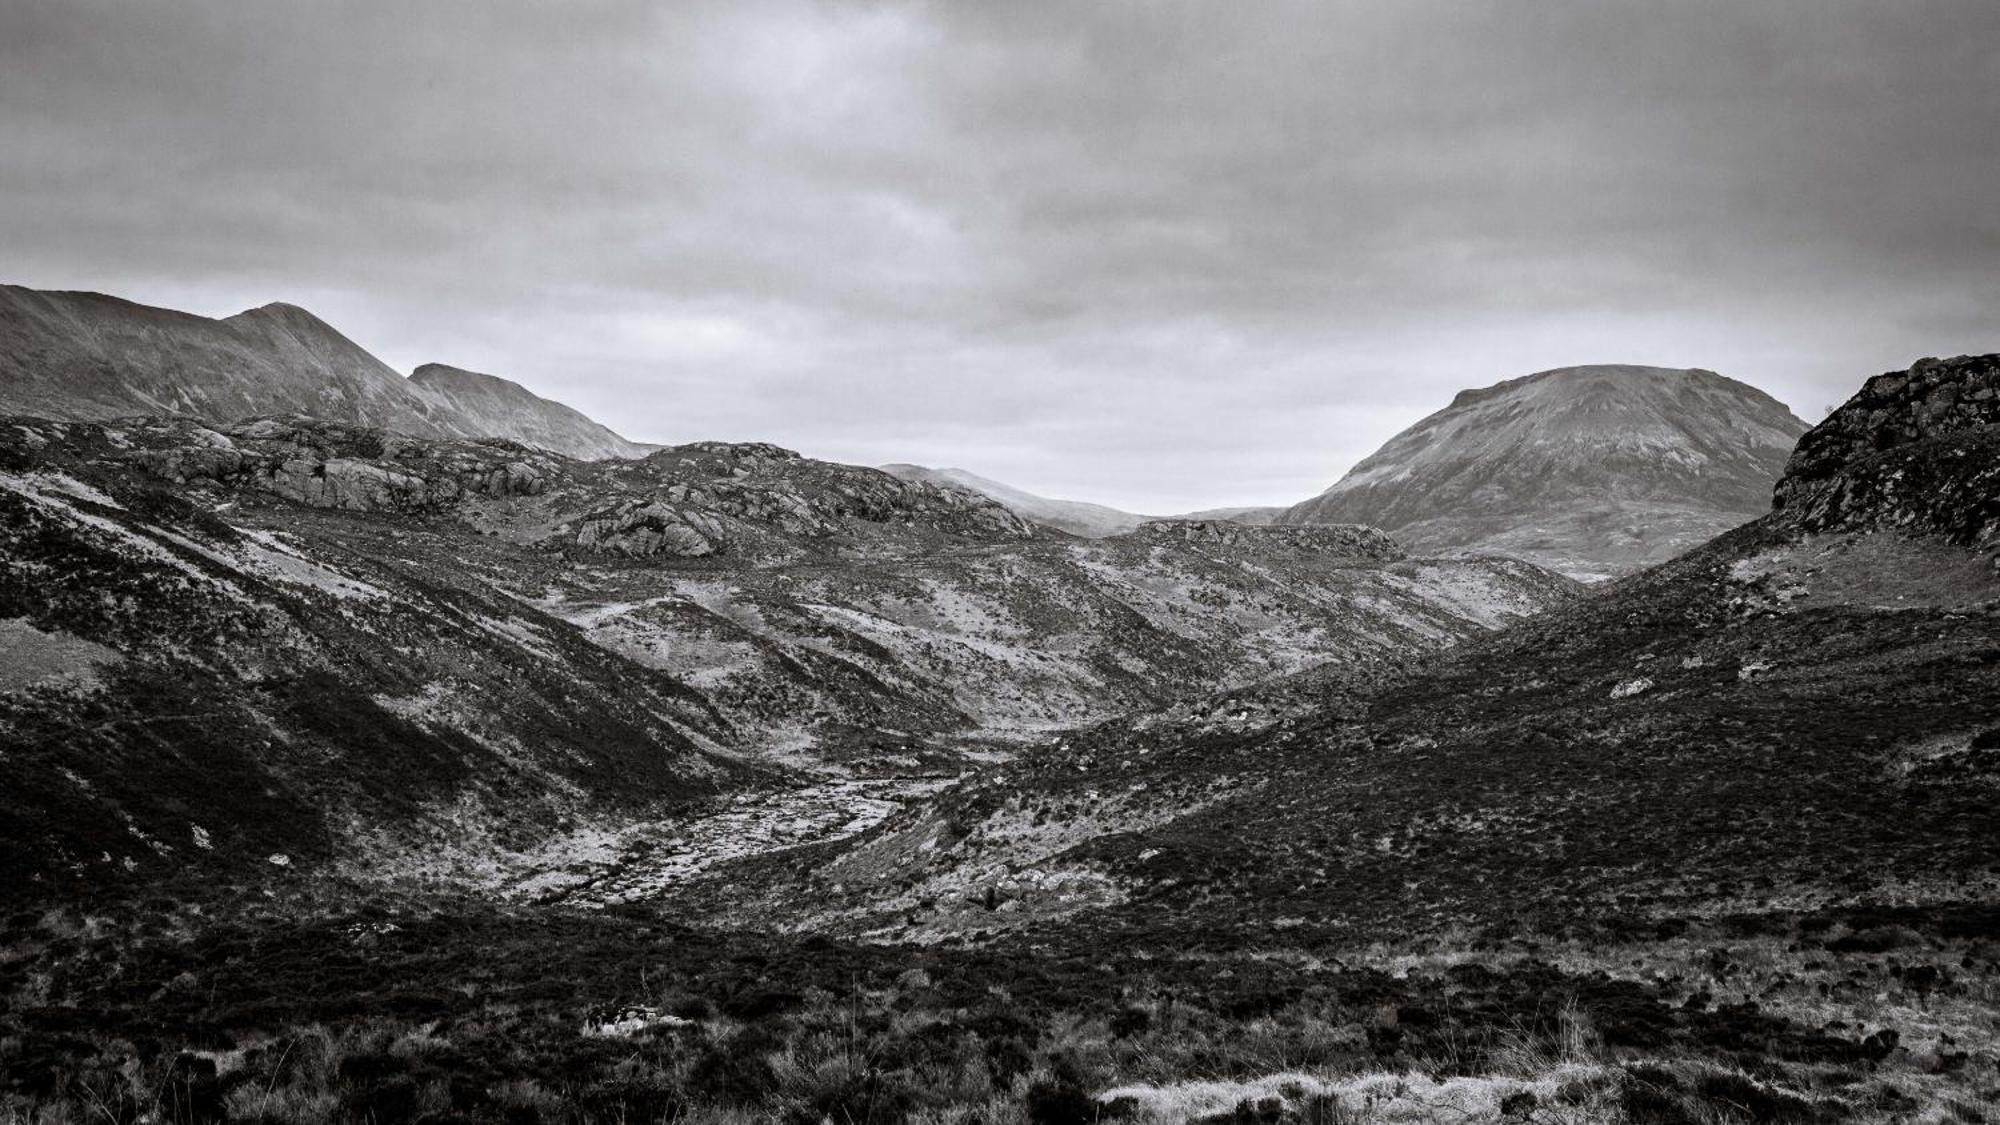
xmin=1 ymin=319 xmax=1996 ymax=1124
xmin=7 ymin=5 xmax=1998 ymax=1118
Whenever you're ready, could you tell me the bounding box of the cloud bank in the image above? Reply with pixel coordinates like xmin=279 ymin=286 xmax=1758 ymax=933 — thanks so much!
xmin=4 ymin=0 xmax=1996 ymax=509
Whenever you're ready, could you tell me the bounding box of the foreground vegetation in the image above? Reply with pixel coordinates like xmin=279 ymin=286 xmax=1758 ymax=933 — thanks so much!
xmin=3 ymin=892 xmax=1995 ymax=1123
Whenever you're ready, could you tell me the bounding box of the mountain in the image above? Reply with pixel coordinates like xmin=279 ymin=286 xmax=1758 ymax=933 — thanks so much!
xmin=0 ymin=284 xmax=648 ymax=459
xmin=759 ymin=354 xmax=1997 ymax=948
xmin=409 ymin=363 xmax=655 ymax=460
xmin=0 ymin=412 xmax=1577 ymax=895
xmin=882 ymin=463 xmax=1286 ymax=537
xmin=1280 ymin=365 xmax=1810 ymax=578
xmin=6 ymin=357 xmax=1993 ymax=1122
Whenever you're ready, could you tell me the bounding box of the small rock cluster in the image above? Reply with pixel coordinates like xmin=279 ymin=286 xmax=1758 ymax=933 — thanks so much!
xmin=1132 ymin=519 xmax=1406 ymax=561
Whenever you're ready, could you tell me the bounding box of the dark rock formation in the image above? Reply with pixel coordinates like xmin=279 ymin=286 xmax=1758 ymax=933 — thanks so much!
xmin=128 ymin=416 xmax=555 ymax=513
xmin=1774 ymin=354 xmax=2000 ymax=555
xmin=1777 ymin=353 xmax=2000 ymax=504
xmin=1131 ymin=519 xmax=1405 ymax=561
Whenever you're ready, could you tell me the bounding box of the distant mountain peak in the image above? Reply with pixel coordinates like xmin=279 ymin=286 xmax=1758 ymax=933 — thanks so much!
xmin=406 ymin=361 xmax=653 ymax=460
xmin=0 ymin=283 xmax=651 ymax=460
xmin=1284 ymin=364 xmax=1809 ymax=578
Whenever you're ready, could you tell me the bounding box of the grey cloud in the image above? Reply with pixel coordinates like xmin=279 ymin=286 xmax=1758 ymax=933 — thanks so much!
xmin=1 ymin=0 xmax=1996 ymax=510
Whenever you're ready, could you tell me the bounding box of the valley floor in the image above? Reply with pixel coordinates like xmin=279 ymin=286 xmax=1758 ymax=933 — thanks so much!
xmin=456 ymin=776 xmax=954 ymax=909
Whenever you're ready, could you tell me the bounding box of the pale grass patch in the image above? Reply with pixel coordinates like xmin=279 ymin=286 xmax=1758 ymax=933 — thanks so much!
xmin=1098 ymin=1064 xmax=1618 ymax=1123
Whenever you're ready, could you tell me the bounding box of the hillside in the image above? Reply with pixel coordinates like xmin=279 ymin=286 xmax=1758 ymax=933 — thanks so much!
xmin=0 ymin=413 xmax=1577 ymax=897
xmin=883 ymin=463 xmax=1286 ymax=537
xmin=2 ymin=355 xmax=1991 ymax=1122
xmin=764 ymin=354 xmax=1997 ymax=950
xmin=409 ymin=363 xmax=654 ymax=459
xmin=0 ymin=285 xmax=649 ymax=459
xmin=1281 ymin=365 xmax=1810 ymax=578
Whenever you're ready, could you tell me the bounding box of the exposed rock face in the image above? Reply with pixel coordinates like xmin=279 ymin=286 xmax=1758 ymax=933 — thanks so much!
xmin=0 ymin=285 xmax=646 ymax=460
xmin=577 ymin=443 xmax=1035 ymax=558
xmin=408 ymin=362 xmax=653 ymax=460
xmin=574 ymin=502 xmax=724 ymax=558
xmin=1131 ymin=519 xmax=1405 ymax=561
xmin=129 ymin=416 xmax=555 ymax=513
xmin=101 ymin=417 xmax=1030 ymax=559
xmin=1774 ymin=354 xmax=2000 ymax=555
xmin=1777 ymin=353 xmax=2000 ymax=502
xmin=0 ymin=411 xmax=1582 ymax=890
xmin=1280 ymin=365 xmax=1809 ymax=578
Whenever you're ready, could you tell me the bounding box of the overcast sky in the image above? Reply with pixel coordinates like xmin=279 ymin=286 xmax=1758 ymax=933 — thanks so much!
xmin=3 ymin=1 xmax=1997 ymax=510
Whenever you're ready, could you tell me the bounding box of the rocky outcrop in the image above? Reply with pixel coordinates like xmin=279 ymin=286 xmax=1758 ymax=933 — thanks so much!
xmin=125 ymin=416 xmax=554 ymax=513
xmin=1131 ymin=519 xmax=1405 ymax=561
xmin=1776 ymin=354 xmax=2000 ymax=507
xmin=574 ymin=501 xmax=725 ymax=557
xmin=1773 ymin=354 xmax=2000 ymax=555
xmin=103 ymin=417 xmax=1030 ymax=558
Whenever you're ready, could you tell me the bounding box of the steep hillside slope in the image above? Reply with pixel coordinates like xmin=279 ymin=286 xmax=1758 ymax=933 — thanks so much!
xmin=408 ymin=362 xmax=653 ymax=459
xmin=0 ymin=286 xmax=451 ymax=433
xmin=760 ymin=355 xmax=1998 ymax=947
xmin=0 ymin=430 xmax=750 ymax=900
xmin=0 ymin=414 xmax=1578 ymax=897
xmin=0 ymin=285 xmax=645 ymax=459
xmin=1282 ymin=365 xmax=1809 ymax=577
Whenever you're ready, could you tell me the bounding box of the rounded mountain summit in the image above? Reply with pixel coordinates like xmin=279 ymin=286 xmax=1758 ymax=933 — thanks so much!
xmin=1280 ymin=365 xmax=1810 ymax=579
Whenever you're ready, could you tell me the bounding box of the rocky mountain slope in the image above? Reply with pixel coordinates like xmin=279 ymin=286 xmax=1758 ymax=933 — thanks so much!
xmin=0 ymin=413 xmax=1577 ymax=898
xmin=408 ymin=363 xmax=654 ymax=459
xmin=4 ymin=358 xmax=1993 ymax=1125
xmin=1281 ymin=365 xmax=1810 ymax=578
xmin=0 ymin=285 xmax=649 ymax=459
xmin=734 ymin=354 xmax=1998 ymax=947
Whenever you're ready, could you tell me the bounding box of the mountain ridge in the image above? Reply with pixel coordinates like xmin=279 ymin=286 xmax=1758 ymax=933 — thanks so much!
xmin=0 ymin=410 xmax=1578 ymax=894
xmin=0 ymin=284 xmax=649 ymax=460
xmin=730 ymin=353 xmax=1998 ymax=948
xmin=409 ymin=362 xmax=655 ymax=460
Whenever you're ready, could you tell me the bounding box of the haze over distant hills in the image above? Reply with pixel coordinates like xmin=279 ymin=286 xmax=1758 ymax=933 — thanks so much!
xmin=881 ymin=464 xmax=1157 ymax=537
xmin=883 ymin=463 xmax=1282 ymax=538
xmin=1281 ymin=364 xmax=1810 ymax=578
xmin=0 ymin=285 xmax=647 ymax=460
